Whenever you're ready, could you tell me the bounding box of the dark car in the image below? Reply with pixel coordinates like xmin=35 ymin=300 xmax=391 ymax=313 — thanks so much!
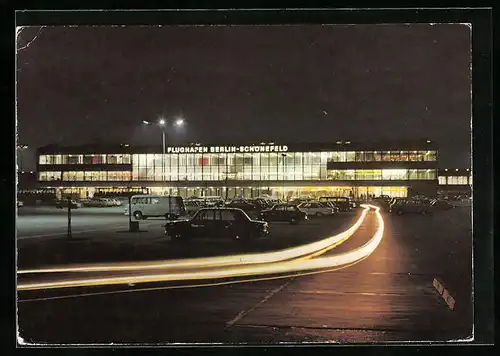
xmin=225 ymin=199 xmax=258 ymax=212
xmin=321 ymin=201 xmax=340 ymax=213
xmin=55 ymin=199 xmax=81 ymax=209
xmin=390 ymin=199 xmax=432 ymax=215
xmin=260 ymin=204 xmax=308 ymax=224
xmin=371 ymin=196 xmax=392 ymax=211
xmin=164 ymin=207 xmax=269 ymax=241
xmin=319 ymin=197 xmax=352 ymax=212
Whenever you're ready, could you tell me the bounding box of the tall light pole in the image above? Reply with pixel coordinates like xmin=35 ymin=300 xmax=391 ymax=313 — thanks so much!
xmin=281 ymin=153 xmax=286 ymax=201
xmin=143 ymin=118 xmax=184 ymax=192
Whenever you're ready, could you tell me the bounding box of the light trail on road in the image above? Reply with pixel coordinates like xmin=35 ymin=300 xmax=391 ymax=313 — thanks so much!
xmin=18 ymin=206 xmax=370 ymax=275
xmin=17 ymin=205 xmax=384 ymax=292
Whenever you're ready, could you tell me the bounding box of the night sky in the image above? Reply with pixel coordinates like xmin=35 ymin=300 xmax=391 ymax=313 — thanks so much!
xmin=16 ymin=24 xmax=471 ymax=170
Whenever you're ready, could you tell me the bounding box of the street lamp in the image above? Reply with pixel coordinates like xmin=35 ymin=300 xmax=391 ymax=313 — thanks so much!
xmin=281 ymin=153 xmax=287 ymax=201
xmin=142 ymin=117 xmax=184 ymax=192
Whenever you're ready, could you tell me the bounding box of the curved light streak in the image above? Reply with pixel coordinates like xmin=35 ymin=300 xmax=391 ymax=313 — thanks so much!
xmin=18 ymin=206 xmax=370 ymax=275
xmin=18 ymin=256 xmax=370 ymax=303
xmin=17 ymin=205 xmax=383 ymax=291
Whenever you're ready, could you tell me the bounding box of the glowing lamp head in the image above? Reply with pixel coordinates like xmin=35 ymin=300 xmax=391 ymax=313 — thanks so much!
xmin=158 ymin=119 xmax=166 ymax=125
xmin=174 ymin=118 xmax=184 ymax=126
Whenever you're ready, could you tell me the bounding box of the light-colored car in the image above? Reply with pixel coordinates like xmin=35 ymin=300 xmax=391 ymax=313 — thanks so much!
xmin=297 ymin=202 xmax=335 ymax=217
xmin=104 ymin=198 xmax=122 ymax=206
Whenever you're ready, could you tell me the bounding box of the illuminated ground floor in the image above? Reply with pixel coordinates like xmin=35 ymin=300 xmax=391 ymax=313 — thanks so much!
xmin=42 ymin=180 xmax=438 ymax=200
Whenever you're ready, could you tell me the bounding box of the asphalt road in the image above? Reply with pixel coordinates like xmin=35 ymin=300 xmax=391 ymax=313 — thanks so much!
xmin=16 ymin=206 xmax=135 ymax=239
xmin=16 ymin=206 xmax=472 ymax=344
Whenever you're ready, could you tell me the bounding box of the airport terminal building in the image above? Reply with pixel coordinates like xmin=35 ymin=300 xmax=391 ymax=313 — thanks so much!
xmin=36 ymin=140 xmax=440 ymax=200
xmin=37 ymin=140 xmax=438 ymax=199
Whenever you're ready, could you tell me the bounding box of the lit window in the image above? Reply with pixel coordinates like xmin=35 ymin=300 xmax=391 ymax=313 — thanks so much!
xmin=39 ymin=155 xmax=47 ymax=164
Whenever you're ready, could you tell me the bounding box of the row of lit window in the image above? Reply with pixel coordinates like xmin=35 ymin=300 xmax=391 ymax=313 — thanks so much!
xmin=327 ymin=169 xmax=436 ymax=180
xmin=39 ymin=171 xmax=132 ymax=181
xmin=39 ymin=150 xmax=437 ymax=166
xmin=38 ymin=168 xmax=436 ymax=182
xmin=438 ymin=176 xmax=471 ymax=185
xmin=39 ymin=154 xmax=131 ymax=165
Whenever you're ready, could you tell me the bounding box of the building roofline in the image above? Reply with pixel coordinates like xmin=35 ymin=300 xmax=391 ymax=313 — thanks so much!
xmin=37 ymin=139 xmax=438 ymax=154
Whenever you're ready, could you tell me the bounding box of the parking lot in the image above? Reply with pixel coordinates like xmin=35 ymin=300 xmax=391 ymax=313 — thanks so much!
xmin=16 ymin=204 xmax=472 ymax=343
xmin=16 ymin=206 xmax=361 ymax=269
xmin=15 ymin=197 xmax=473 ymax=342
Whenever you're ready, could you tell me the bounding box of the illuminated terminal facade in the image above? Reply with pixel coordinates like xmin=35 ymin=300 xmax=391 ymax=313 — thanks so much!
xmin=36 ymin=140 xmax=440 ymax=200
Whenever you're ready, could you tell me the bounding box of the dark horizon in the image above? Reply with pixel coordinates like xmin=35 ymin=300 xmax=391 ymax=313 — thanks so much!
xmin=16 ymin=24 xmax=471 ymax=170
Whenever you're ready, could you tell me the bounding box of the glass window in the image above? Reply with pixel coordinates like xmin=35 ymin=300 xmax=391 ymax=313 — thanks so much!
xmin=373 ymin=151 xmax=382 ymax=161
xmin=63 ymin=155 xmax=79 ymax=164
xmin=122 ymin=154 xmax=131 ymax=164
xmin=408 ymin=151 xmax=420 ymax=161
xmin=439 ymin=176 xmax=447 ymax=185
xmin=381 ymin=151 xmax=391 ymax=161
xmin=269 ymin=153 xmax=278 ymax=166
xmin=363 ymin=151 xmax=374 ymax=161
xmin=220 ymin=210 xmax=236 ymax=221
xmin=62 ymin=171 xmax=84 ymax=181
xmin=90 ymin=154 xmax=106 ymax=164
xmin=39 ymin=155 xmax=47 ymax=164
xmin=345 ymin=152 xmax=355 ymax=162
xmin=83 ymin=155 xmax=93 ymax=164
xmin=354 ymin=169 xmax=382 ymax=180
xmin=195 ymin=210 xmax=214 ymax=220
xmin=458 ymin=176 xmax=468 ymax=184
xmin=448 ymin=176 xmax=458 ymax=185
xmin=328 ymin=151 xmax=344 ymax=162
xmin=260 ymin=153 xmax=269 ymax=167
xmin=390 ymin=151 xmax=400 ymax=161
xmin=107 ymin=154 xmax=118 ymax=164
xmin=424 ymin=151 xmax=437 ymax=161
xmin=382 ymin=169 xmax=408 ymax=180
xmin=418 ymin=151 xmax=427 ymax=162
xmin=39 ymin=171 xmax=61 ymax=181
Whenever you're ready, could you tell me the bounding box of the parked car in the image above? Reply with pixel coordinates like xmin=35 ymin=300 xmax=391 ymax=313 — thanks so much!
xmin=297 ymin=202 xmax=335 ymax=217
xmin=430 ymin=199 xmax=455 ymax=210
xmin=248 ymin=198 xmax=272 ymax=210
xmin=101 ymin=197 xmax=122 ymax=206
xmin=55 ymin=199 xmax=82 ymax=209
xmin=321 ymin=201 xmax=340 ymax=213
xmin=388 ymin=198 xmax=406 ymax=210
xmin=260 ymin=204 xmax=308 ymax=224
xmin=81 ymin=198 xmax=108 ymax=207
xmin=318 ymin=197 xmax=353 ymax=212
xmin=371 ymin=197 xmax=391 ymax=211
xmin=225 ymin=198 xmax=258 ymax=212
xmin=389 ymin=199 xmax=433 ymax=215
xmin=184 ymin=199 xmax=203 ymax=216
xmin=164 ymin=208 xmax=269 ymax=242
